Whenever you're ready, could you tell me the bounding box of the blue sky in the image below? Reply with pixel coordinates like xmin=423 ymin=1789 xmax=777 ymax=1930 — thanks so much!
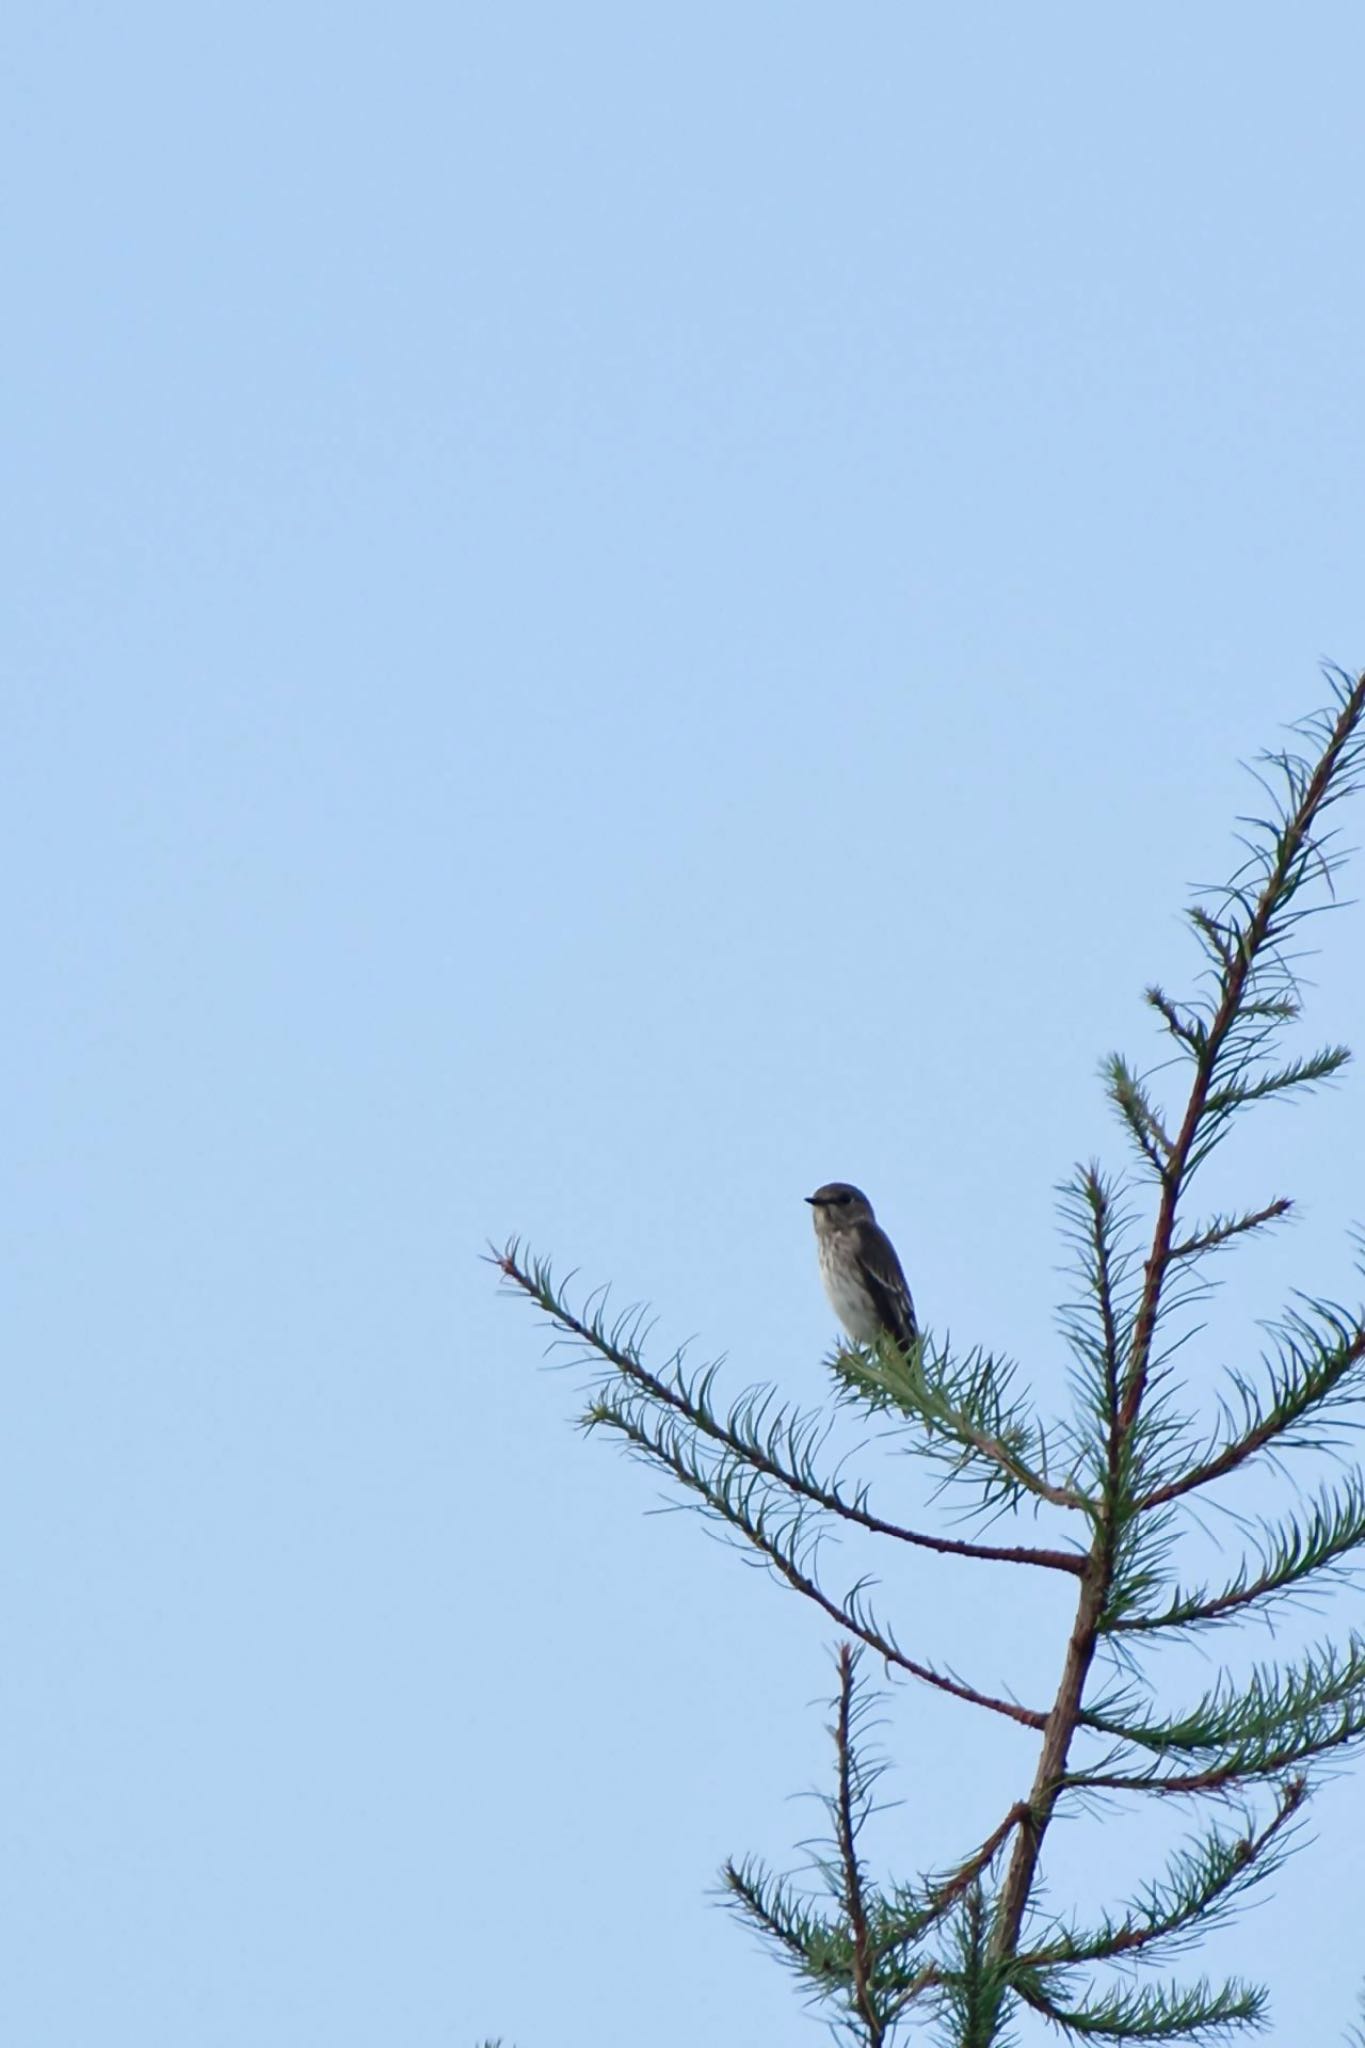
xmin=3 ymin=6 xmax=1364 ymax=2044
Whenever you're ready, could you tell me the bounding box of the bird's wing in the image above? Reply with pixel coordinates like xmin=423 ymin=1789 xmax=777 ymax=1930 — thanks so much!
xmin=858 ymin=1227 xmax=918 ymax=1348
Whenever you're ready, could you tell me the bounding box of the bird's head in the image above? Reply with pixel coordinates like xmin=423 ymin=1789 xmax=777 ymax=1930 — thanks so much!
xmin=805 ymin=1182 xmax=875 ymax=1233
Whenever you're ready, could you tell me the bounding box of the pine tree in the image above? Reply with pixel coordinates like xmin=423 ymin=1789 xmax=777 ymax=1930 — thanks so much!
xmin=495 ymin=668 xmax=1365 ymax=2044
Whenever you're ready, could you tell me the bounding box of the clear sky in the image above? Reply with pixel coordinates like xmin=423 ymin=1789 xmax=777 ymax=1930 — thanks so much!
xmin=3 ymin=6 xmax=1364 ymax=2045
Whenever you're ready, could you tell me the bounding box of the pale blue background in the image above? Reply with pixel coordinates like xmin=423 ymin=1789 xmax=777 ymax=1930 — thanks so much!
xmin=3 ymin=5 xmax=1364 ymax=2044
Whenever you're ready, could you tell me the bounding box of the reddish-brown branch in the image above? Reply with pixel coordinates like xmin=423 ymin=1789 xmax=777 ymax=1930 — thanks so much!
xmin=1139 ymin=1321 xmax=1365 ymax=1513
xmin=496 ymin=1249 xmax=1084 ymax=1572
xmin=1169 ymin=1198 xmax=1292 ymax=1262
xmin=990 ymin=1567 xmax=1108 ymax=1957
xmin=833 ymin=1645 xmax=884 ymax=2046
xmin=1015 ymin=1782 xmax=1304 ymax=1967
xmin=599 ymin=1395 xmax=1049 ymax=1730
xmin=926 ymin=1801 xmax=1032 ymax=1921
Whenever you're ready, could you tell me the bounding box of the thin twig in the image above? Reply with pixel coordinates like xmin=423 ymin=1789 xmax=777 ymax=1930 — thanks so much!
xmin=948 ymin=1416 xmax=1090 ymax=1514
xmin=1067 ymin=1736 xmax=1356 ymax=1795
xmin=721 ymin=1864 xmax=811 ymax=1965
xmin=1169 ymin=1199 xmax=1292 ymax=1262
xmin=925 ymin=1802 xmax=1032 ymax=1923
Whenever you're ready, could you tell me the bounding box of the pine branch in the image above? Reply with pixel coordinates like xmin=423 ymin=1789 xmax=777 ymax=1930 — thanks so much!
xmin=1145 ymin=985 xmax=1207 ymax=1051
xmin=1107 ymin=1476 xmax=1365 ymax=1636
xmin=1071 ymin=1718 xmax=1365 ymax=1795
xmin=725 ymin=1852 xmax=944 ymax=2028
xmin=1139 ymin=1303 xmax=1365 ymax=1512
xmin=1202 ymin=1043 xmax=1351 ymax=1117
xmin=1071 ymin=1640 xmax=1365 ymax=1795
xmin=1016 ymin=1780 xmax=1305 ymax=1969
xmin=1058 ymin=1170 xmax=1132 ymax=1386
xmin=833 ymin=1644 xmax=889 ymax=2046
xmin=939 ymin=1887 xmax=1014 ymax=2048
xmin=922 ymin=1804 xmax=1033 ymax=1930
xmin=1105 ymin=1055 xmax=1175 ymax=1177
xmin=590 ymin=1392 xmax=1047 ymax=1729
xmin=1056 ymin=1166 xmax=1150 ymax=1499
xmin=494 ymin=1245 xmax=1082 ymax=1571
xmin=1082 ymin=1636 xmax=1365 ymax=1757
xmin=734 ymin=1878 xmax=937 ymax=2009
xmin=723 ymin=1652 xmax=948 ymax=2037
xmin=791 ymin=1803 xmax=1032 ymax=2011
xmin=831 ymin=1331 xmax=1089 ymax=1514
xmin=1015 ymin=1971 xmax=1266 ymax=2041
xmin=722 ymin=1859 xmax=841 ymax=1975
xmin=1168 ymin=1200 xmax=1292 ymax=1263
xmin=768 ymin=1802 xmax=1032 ymax=2031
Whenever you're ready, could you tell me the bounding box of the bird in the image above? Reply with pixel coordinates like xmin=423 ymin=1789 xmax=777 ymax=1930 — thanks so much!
xmin=806 ymin=1183 xmax=918 ymax=1351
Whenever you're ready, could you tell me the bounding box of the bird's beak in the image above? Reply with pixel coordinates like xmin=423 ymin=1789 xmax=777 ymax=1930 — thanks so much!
xmin=804 ymin=1195 xmax=820 ymax=1206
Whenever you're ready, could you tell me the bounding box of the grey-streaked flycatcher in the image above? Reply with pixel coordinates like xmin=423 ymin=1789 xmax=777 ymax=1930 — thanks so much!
xmin=806 ymin=1182 xmax=918 ymax=1350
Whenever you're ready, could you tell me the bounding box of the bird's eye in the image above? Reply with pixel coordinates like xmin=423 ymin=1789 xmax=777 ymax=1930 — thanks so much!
xmin=835 ymin=1194 xmax=851 ymax=1206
